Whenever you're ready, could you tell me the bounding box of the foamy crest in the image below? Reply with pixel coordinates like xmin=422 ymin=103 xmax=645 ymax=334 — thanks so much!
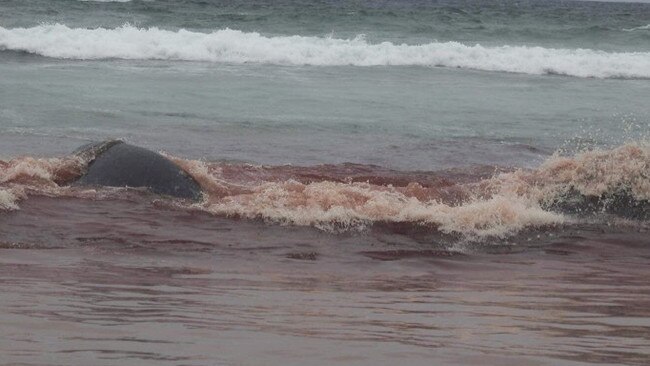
xmin=0 ymin=156 xmax=85 ymax=209
xmin=164 ymin=155 xmax=232 ymax=196
xmin=487 ymin=142 xmax=650 ymax=203
xmin=0 ymin=157 xmax=84 ymax=187
xmin=185 ymin=142 xmax=649 ymax=238
xmin=204 ymin=179 xmax=563 ymax=238
xmin=0 ymin=188 xmax=19 ymax=210
xmin=538 ymin=143 xmax=649 ymax=200
xmin=623 ymin=24 xmax=650 ymax=32
xmin=1 ymin=24 xmax=649 ymax=78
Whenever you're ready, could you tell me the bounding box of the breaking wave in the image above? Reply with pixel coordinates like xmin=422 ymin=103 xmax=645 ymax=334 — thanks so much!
xmin=2 ymin=142 xmax=647 ymax=240
xmin=623 ymin=24 xmax=650 ymax=32
xmin=1 ymin=24 xmax=650 ymax=78
xmin=77 ymin=0 xmax=132 ymax=2
xmin=0 ymin=189 xmax=19 ymax=210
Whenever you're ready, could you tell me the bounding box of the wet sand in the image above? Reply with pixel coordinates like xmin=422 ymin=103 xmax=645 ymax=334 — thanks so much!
xmin=1 ymin=197 xmax=648 ymax=366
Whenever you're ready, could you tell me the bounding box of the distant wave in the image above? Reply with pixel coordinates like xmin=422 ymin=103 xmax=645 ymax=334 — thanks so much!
xmin=77 ymin=0 xmax=132 ymax=2
xmin=1 ymin=24 xmax=649 ymax=78
xmin=623 ymin=24 xmax=650 ymax=31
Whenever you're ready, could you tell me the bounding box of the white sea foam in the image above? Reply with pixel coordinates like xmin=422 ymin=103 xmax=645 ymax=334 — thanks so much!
xmin=0 ymin=189 xmax=19 ymax=210
xmin=203 ymin=180 xmax=564 ymax=238
xmin=0 ymin=155 xmax=86 ymax=210
xmin=486 ymin=142 xmax=650 ymax=203
xmin=623 ymin=24 xmax=650 ymax=31
xmin=1 ymin=24 xmax=649 ymax=78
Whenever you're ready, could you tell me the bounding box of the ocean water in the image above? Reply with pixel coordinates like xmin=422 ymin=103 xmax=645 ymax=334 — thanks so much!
xmin=0 ymin=1 xmax=649 ymax=365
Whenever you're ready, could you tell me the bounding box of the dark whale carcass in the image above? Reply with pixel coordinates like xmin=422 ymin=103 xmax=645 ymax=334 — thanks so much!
xmin=73 ymin=140 xmax=203 ymax=201
xmin=545 ymin=188 xmax=649 ymax=221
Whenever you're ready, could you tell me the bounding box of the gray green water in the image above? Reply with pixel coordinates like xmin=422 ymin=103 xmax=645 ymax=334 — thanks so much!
xmin=1 ymin=0 xmax=650 ymax=167
xmin=1 ymin=0 xmax=650 ymax=165
xmin=2 ymin=0 xmax=650 ymax=50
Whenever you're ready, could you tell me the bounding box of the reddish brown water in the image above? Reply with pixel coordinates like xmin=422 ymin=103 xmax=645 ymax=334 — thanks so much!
xmin=1 ymin=196 xmax=648 ymax=366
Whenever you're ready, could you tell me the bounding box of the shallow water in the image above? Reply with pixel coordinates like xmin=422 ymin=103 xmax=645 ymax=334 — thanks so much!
xmin=1 ymin=197 xmax=649 ymax=366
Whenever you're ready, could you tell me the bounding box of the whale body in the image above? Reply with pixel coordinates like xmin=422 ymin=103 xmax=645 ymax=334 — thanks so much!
xmin=545 ymin=188 xmax=649 ymax=221
xmin=73 ymin=140 xmax=202 ymax=201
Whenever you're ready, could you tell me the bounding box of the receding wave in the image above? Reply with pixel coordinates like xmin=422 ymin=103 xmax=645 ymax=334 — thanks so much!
xmin=1 ymin=24 xmax=650 ymax=78
xmin=1 ymin=142 xmax=648 ymax=240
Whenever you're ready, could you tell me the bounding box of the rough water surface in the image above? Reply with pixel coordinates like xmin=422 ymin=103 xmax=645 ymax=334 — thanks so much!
xmin=1 ymin=142 xmax=649 ymax=365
